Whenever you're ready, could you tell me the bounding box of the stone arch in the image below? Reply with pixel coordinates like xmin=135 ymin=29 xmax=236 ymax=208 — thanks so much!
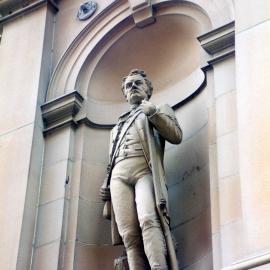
xmin=46 ymin=0 xmax=213 ymax=103
xmin=75 ymin=4 xmax=211 ymax=125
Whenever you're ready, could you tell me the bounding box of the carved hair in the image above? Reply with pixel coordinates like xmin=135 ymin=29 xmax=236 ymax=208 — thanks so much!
xmin=121 ymin=69 xmax=153 ymax=99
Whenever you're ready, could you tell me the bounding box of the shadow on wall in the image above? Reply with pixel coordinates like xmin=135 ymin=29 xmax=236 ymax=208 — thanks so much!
xmin=165 ymin=90 xmax=212 ymax=269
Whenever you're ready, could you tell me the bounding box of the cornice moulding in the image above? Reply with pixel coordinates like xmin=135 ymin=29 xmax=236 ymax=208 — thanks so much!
xmin=41 ymin=91 xmax=84 ymax=134
xmin=207 ymin=49 xmax=235 ymax=65
xmin=198 ymin=21 xmax=235 ymax=55
xmin=198 ymin=21 xmax=235 ymax=67
xmin=0 ymin=0 xmax=58 ymax=24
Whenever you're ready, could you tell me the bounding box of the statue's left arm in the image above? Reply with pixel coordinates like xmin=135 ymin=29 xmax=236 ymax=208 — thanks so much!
xmin=147 ymin=104 xmax=182 ymax=144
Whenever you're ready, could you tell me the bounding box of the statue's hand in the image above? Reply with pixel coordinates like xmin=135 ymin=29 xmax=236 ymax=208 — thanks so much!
xmin=140 ymin=100 xmax=157 ymax=116
xmin=100 ymin=183 xmax=111 ymax=202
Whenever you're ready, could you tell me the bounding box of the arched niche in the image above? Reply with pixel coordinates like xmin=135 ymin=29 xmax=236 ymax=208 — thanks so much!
xmin=46 ymin=1 xmax=211 ymax=105
xmin=71 ymin=2 xmax=213 ymax=269
xmin=44 ymin=1 xmax=216 ymax=269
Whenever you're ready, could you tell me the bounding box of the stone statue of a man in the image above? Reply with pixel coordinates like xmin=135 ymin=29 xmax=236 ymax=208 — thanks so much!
xmin=100 ymin=69 xmax=182 ymax=270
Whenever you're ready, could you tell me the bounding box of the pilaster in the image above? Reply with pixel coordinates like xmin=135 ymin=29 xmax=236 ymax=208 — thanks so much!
xmin=0 ymin=2 xmax=58 ymax=270
xmin=199 ymin=21 xmax=240 ymax=270
xmin=32 ymin=91 xmax=84 ymax=270
xmin=232 ymin=0 xmax=270 ymax=268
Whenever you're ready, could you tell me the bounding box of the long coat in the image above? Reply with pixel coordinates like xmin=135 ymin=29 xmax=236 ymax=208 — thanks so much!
xmin=103 ymin=104 xmax=182 ymax=270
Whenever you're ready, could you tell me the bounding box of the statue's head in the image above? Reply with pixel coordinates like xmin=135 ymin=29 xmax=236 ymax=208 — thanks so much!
xmin=121 ymin=69 xmax=153 ymax=105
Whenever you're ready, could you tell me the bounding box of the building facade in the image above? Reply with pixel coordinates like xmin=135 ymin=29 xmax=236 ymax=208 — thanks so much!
xmin=0 ymin=0 xmax=270 ymax=269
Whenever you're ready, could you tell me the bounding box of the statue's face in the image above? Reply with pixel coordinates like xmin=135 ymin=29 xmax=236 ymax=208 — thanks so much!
xmin=124 ymin=74 xmax=148 ymax=105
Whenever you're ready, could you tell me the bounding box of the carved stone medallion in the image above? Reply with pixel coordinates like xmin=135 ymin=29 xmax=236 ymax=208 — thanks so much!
xmin=77 ymin=1 xmax=97 ymax=21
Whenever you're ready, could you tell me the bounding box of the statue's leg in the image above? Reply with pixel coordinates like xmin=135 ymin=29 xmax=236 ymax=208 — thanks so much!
xmin=110 ymin=178 xmax=148 ymax=270
xmin=135 ymin=174 xmax=168 ymax=270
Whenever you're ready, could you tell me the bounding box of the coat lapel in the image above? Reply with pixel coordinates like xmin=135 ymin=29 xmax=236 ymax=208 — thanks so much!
xmin=110 ymin=109 xmax=142 ymax=164
xmin=134 ymin=114 xmax=150 ymax=164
